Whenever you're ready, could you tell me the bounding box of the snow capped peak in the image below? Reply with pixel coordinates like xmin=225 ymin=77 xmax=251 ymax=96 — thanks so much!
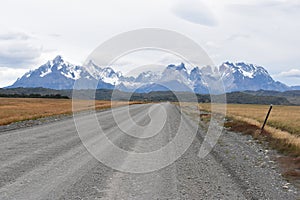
xmin=86 ymin=60 xmax=97 ymax=67
xmin=83 ymin=61 xmax=122 ymax=85
xmin=223 ymin=61 xmax=234 ymax=66
xmin=167 ymin=63 xmax=187 ymax=71
xmin=101 ymin=67 xmax=115 ymax=76
xmin=86 ymin=60 xmax=118 ymax=76
xmin=53 ymin=55 xmax=64 ymax=64
xmin=98 ymin=67 xmax=120 ymax=85
xmin=37 ymin=56 xmax=79 ymax=79
xmin=251 ymin=65 xmax=270 ymax=76
xmin=190 ymin=67 xmax=202 ymax=81
xmin=191 ymin=66 xmax=201 ymax=73
xmin=135 ymin=71 xmax=162 ymax=83
xmin=220 ymin=61 xmax=270 ymax=79
xmin=235 ymin=63 xmax=256 ymax=78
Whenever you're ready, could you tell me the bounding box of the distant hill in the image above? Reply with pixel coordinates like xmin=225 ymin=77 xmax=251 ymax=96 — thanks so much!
xmin=0 ymin=87 xmax=294 ymax=105
xmin=0 ymin=87 xmax=72 ymax=97
xmin=224 ymin=91 xmax=290 ymax=105
xmin=244 ymin=90 xmax=300 ymax=105
xmin=291 ymin=86 xmax=300 ymax=90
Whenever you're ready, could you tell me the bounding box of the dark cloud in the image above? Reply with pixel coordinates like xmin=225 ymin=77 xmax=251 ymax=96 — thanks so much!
xmin=0 ymin=42 xmax=42 ymax=67
xmin=0 ymin=31 xmax=42 ymax=67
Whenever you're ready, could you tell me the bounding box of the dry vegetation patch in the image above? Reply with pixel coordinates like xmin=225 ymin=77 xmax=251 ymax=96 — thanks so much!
xmin=198 ymin=103 xmax=300 ymax=186
xmin=277 ymin=156 xmax=300 ymax=188
xmin=199 ymin=103 xmax=300 ymax=136
xmin=198 ymin=103 xmax=300 ymax=155
xmin=0 ymin=98 xmax=141 ymax=126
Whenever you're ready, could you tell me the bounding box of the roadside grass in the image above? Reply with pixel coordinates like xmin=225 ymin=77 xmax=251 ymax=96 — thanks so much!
xmin=223 ymin=117 xmax=300 ymax=157
xmin=198 ymin=103 xmax=300 ymax=156
xmin=198 ymin=103 xmax=300 ymax=186
xmin=0 ymin=98 xmax=141 ymax=126
xmin=199 ymin=103 xmax=300 ymax=136
xmin=224 ymin=117 xmax=300 ymax=188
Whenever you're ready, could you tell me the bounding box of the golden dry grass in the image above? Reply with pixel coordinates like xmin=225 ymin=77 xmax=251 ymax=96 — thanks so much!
xmin=198 ymin=103 xmax=300 ymax=156
xmin=0 ymin=98 xmax=141 ymax=126
xmin=233 ymin=116 xmax=300 ymax=154
xmin=199 ymin=103 xmax=300 ymax=136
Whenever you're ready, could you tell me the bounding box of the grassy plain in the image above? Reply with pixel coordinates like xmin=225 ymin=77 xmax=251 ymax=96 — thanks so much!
xmin=0 ymin=98 xmax=140 ymax=126
xmin=199 ymin=103 xmax=300 ymax=156
xmin=199 ymin=103 xmax=300 ymax=136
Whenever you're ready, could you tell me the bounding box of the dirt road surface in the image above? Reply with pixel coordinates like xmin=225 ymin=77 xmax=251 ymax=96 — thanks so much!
xmin=0 ymin=103 xmax=298 ymax=199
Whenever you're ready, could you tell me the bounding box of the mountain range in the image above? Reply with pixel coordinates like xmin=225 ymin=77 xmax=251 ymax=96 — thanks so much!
xmin=8 ymin=55 xmax=297 ymax=94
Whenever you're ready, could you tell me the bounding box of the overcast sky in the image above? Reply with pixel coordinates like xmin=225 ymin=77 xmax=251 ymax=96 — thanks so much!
xmin=0 ymin=0 xmax=300 ymax=87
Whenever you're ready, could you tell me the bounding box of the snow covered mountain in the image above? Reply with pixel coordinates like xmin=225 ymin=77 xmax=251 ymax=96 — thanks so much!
xmin=9 ymin=55 xmax=294 ymax=93
xmin=133 ymin=63 xmax=194 ymax=93
xmin=9 ymin=56 xmax=115 ymax=90
xmin=219 ymin=62 xmax=289 ymax=92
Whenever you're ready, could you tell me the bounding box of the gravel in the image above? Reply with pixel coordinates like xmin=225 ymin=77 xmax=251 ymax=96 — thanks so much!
xmin=0 ymin=103 xmax=298 ymax=199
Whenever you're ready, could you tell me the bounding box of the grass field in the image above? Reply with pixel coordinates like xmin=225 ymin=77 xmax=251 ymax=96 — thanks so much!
xmin=199 ymin=103 xmax=300 ymax=155
xmin=199 ymin=103 xmax=300 ymax=136
xmin=0 ymin=98 xmax=140 ymax=126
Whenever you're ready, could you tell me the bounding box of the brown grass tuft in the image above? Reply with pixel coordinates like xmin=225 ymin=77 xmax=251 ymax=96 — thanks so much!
xmin=277 ymin=156 xmax=300 ymax=188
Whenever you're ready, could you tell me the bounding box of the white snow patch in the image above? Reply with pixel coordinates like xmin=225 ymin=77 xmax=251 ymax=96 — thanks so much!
xmin=121 ymin=81 xmax=142 ymax=88
xmin=144 ymin=73 xmax=150 ymax=78
xmin=57 ymin=64 xmax=63 ymax=70
xmin=71 ymin=69 xmax=81 ymax=80
xmin=238 ymin=69 xmax=254 ymax=78
xmin=102 ymin=76 xmax=119 ymax=85
xmin=40 ymin=68 xmax=52 ymax=77
xmin=61 ymin=69 xmax=82 ymax=80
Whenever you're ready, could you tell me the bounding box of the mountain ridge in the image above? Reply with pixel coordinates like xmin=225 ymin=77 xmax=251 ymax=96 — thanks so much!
xmin=7 ymin=55 xmax=297 ymax=93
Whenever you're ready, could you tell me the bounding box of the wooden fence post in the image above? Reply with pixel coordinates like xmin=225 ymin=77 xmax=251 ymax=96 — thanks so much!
xmin=261 ymin=104 xmax=273 ymax=134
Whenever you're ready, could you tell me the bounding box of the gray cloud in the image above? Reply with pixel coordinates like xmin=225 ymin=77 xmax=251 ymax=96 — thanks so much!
xmin=273 ymin=68 xmax=300 ymax=86
xmin=0 ymin=41 xmax=42 ymax=67
xmin=0 ymin=31 xmax=33 ymax=41
xmin=275 ymin=69 xmax=300 ymax=78
xmin=172 ymin=0 xmax=217 ymax=26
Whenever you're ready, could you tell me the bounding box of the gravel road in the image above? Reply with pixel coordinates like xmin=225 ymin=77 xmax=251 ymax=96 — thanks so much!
xmin=0 ymin=103 xmax=298 ymax=199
